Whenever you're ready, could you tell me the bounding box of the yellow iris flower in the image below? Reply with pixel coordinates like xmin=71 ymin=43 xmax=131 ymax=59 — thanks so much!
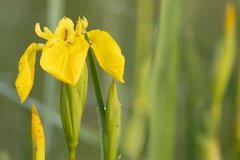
xmin=15 ymin=17 xmax=125 ymax=103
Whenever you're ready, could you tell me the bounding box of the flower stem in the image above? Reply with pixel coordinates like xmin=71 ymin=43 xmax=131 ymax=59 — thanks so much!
xmin=69 ymin=147 xmax=76 ymax=160
xmin=84 ymin=33 xmax=107 ymax=160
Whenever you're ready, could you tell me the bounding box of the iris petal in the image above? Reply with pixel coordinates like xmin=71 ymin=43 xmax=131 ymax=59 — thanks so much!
xmin=35 ymin=24 xmax=54 ymax=40
xmin=76 ymin=16 xmax=88 ymax=37
xmin=40 ymin=37 xmax=89 ymax=85
xmin=88 ymin=30 xmax=125 ymax=83
xmin=54 ymin=18 xmax=75 ymax=41
xmin=81 ymin=16 xmax=88 ymax=29
xmin=15 ymin=43 xmax=43 ymax=103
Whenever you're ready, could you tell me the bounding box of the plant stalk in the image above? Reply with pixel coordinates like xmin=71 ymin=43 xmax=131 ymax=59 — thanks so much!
xmin=84 ymin=33 xmax=107 ymax=160
xmin=149 ymin=0 xmax=181 ymax=159
xmin=69 ymin=147 xmax=76 ymax=160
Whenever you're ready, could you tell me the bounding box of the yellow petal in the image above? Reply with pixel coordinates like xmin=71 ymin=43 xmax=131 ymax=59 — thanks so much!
xmin=75 ymin=17 xmax=82 ymax=37
xmin=35 ymin=23 xmax=54 ymax=40
xmin=15 ymin=43 xmax=43 ymax=103
xmin=32 ymin=104 xmax=45 ymax=160
xmin=54 ymin=17 xmax=75 ymax=41
xmin=40 ymin=37 xmax=89 ymax=85
xmin=88 ymin=30 xmax=125 ymax=83
xmin=76 ymin=16 xmax=88 ymax=36
xmin=81 ymin=16 xmax=88 ymax=29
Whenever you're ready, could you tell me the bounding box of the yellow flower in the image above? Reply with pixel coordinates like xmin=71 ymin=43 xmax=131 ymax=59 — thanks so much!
xmin=16 ymin=16 xmax=125 ymax=103
xmin=76 ymin=17 xmax=125 ymax=83
xmin=16 ymin=17 xmax=89 ymax=103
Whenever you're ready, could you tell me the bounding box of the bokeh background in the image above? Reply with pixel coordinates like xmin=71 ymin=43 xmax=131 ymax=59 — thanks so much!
xmin=0 ymin=0 xmax=240 ymax=159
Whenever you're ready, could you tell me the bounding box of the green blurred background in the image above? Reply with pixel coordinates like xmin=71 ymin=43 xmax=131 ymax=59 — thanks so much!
xmin=0 ymin=0 xmax=240 ymax=159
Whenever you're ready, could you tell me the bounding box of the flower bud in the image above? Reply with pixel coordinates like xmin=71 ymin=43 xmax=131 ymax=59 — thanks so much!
xmin=105 ymin=81 xmax=121 ymax=160
xmin=32 ymin=104 xmax=45 ymax=160
xmin=60 ymin=63 xmax=88 ymax=150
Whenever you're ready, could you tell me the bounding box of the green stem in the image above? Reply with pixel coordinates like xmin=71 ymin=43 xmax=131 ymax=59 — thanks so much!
xmin=84 ymin=33 xmax=107 ymax=160
xmin=69 ymin=147 xmax=76 ymax=160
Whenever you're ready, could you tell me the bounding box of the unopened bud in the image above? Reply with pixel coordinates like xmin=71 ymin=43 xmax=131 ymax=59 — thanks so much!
xmin=105 ymin=81 xmax=121 ymax=160
xmin=60 ymin=63 xmax=88 ymax=150
xmin=32 ymin=104 xmax=45 ymax=160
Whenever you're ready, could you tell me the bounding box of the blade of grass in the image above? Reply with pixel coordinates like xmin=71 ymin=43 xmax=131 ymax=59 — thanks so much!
xmin=235 ymin=61 xmax=240 ymax=159
xmin=210 ymin=2 xmax=236 ymax=160
xmin=180 ymin=30 xmax=210 ymax=160
xmin=121 ymin=0 xmax=153 ymax=159
xmin=149 ymin=0 xmax=181 ymax=159
xmin=235 ymin=0 xmax=240 ymax=159
xmin=121 ymin=59 xmax=151 ymax=160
